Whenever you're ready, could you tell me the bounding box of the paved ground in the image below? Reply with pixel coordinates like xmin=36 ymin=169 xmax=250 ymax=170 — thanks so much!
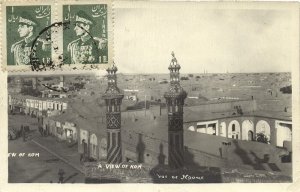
xmin=8 ymin=116 xmax=85 ymax=183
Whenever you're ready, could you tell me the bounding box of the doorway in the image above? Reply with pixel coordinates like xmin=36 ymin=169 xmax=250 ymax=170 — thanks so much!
xmin=248 ymin=130 xmax=254 ymax=141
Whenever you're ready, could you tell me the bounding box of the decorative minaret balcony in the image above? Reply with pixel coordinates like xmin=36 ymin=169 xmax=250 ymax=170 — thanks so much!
xmin=102 ymin=63 xmax=124 ymax=164
xmin=164 ymin=52 xmax=187 ymax=169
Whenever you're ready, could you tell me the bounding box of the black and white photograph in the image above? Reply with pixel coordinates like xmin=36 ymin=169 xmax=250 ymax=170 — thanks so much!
xmin=1 ymin=0 xmax=300 ymax=191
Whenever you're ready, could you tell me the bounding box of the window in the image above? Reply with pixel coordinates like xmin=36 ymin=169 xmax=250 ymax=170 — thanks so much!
xmin=196 ymin=124 xmax=206 ymax=133
xmin=196 ymin=124 xmax=206 ymax=130
xmin=232 ymin=124 xmax=235 ymax=132
xmin=66 ymin=130 xmax=73 ymax=138
xmin=208 ymin=123 xmax=216 ymax=129
xmin=207 ymin=123 xmax=217 ymax=135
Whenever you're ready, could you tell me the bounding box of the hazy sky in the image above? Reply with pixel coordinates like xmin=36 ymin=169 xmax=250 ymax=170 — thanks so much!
xmin=114 ymin=3 xmax=294 ymax=74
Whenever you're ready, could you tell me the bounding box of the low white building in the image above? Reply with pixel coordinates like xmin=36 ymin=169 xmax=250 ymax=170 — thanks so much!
xmin=8 ymin=94 xmax=68 ymax=117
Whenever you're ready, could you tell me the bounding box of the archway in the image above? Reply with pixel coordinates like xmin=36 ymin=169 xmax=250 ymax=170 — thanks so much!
xmin=256 ymin=120 xmax=271 ymax=143
xmin=275 ymin=121 xmax=292 ymax=147
xmin=99 ymin=138 xmax=107 ymax=160
xmin=90 ymin=134 xmax=98 ymax=159
xmin=242 ymin=120 xmax=254 ymax=140
xmin=228 ymin=120 xmax=241 ymax=139
xmin=248 ymin=131 xmax=254 ymax=141
xmin=82 ymin=139 xmax=88 ymax=157
xmin=80 ymin=129 xmax=89 ymax=157
xmin=219 ymin=122 xmax=226 ymax=137
xmin=188 ymin=126 xmax=195 ymax=132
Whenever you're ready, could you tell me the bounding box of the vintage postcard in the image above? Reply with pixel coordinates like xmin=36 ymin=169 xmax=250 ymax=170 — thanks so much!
xmin=0 ymin=1 xmax=300 ymax=192
xmin=1 ymin=0 xmax=112 ymax=72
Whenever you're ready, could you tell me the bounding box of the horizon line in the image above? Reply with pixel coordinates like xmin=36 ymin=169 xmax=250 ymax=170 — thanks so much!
xmin=7 ymin=71 xmax=291 ymax=77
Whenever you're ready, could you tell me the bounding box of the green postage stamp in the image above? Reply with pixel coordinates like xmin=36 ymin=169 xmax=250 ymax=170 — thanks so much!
xmin=6 ymin=5 xmax=52 ymax=66
xmin=63 ymin=4 xmax=108 ymax=65
xmin=2 ymin=0 xmax=112 ymax=72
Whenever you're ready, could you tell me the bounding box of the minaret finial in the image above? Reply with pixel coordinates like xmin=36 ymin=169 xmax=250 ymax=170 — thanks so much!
xmin=105 ymin=62 xmax=120 ymax=95
xmin=171 ymin=51 xmax=177 ymax=64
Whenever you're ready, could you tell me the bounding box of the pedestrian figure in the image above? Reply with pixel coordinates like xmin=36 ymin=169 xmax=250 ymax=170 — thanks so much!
xmin=238 ymin=106 xmax=243 ymax=115
xmin=38 ymin=126 xmax=42 ymax=136
xmin=22 ymin=128 xmax=26 ymax=142
xmin=20 ymin=125 xmax=24 ymax=140
xmin=58 ymin=168 xmax=65 ymax=183
xmin=42 ymin=128 xmax=45 ymax=137
xmin=24 ymin=126 xmax=29 ymax=132
xmin=80 ymin=153 xmax=86 ymax=164
xmin=80 ymin=154 xmax=83 ymax=163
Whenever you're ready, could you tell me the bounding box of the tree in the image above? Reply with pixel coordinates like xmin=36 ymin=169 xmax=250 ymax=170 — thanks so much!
xmin=180 ymin=77 xmax=189 ymax=80
xmin=280 ymin=85 xmax=292 ymax=94
xmin=256 ymin=133 xmax=269 ymax=144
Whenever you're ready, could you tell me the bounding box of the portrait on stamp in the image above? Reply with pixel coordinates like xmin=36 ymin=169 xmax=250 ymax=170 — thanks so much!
xmin=63 ymin=4 xmax=108 ymax=65
xmin=6 ymin=6 xmax=52 ymax=66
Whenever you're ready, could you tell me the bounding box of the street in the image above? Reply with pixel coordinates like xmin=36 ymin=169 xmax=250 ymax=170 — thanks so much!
xmin=8 ymin=115 xmax=85 ymax=183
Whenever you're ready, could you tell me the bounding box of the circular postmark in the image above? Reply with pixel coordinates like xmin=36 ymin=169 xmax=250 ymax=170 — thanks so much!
xmin=29 ymin=19 xmax=108 ymax=71
xmin=29 ymin=21 xmax=68 ymax=71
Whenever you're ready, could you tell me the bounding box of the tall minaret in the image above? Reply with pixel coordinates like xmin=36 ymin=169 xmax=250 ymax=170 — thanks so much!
xmin=164 ymin=52 xmax=187 ymax=169
xmin=102 ymin=64 xmax=124 ymax=163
